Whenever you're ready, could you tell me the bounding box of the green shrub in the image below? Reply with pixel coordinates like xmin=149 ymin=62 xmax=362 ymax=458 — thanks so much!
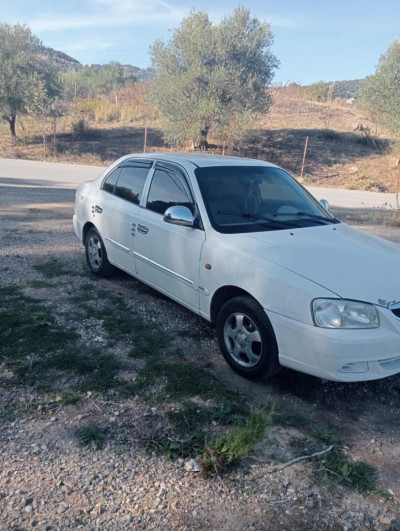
xmin=71 ymin=118 xmax=90 ymax=137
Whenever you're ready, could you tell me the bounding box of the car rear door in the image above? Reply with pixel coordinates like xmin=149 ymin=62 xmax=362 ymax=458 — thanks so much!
xmin=134 ymin=162 xmax=205 ymax=312
xmin=94 ymin=160 xmax=153 ymax=273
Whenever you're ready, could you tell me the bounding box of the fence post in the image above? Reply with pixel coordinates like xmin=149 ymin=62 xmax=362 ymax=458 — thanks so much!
xmin=300 ymin=136 xmax=309 ymax=180
xmin=143 ymin=123 xmax=148 ymax=153
xmin=222 ymin=134 xmax=227 ymax=156
xmin=53 ymin=116 xmax=57 ymax=159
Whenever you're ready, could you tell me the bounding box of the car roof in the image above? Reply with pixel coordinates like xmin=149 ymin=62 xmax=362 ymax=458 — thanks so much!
xmin=120 ymin=152 xmax=278 ymax=170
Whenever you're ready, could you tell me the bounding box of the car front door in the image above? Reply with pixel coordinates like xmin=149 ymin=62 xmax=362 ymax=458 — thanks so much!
xmin=134 ymin=162 xmax=205 ymax=312
xmin=94 ymin=160 xmax=153 ymax=273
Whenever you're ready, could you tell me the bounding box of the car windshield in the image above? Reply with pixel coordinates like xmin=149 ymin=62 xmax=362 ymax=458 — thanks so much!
xmin=195 ymin=165 xmax=338 ymax=234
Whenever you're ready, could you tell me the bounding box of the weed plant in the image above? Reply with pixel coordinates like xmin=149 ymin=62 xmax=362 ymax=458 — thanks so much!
xmin=76 ymin=424 xmax=105 ymax=450
xmin=310 ymin=429 xmax=377 ymax=493
xmin=314 ymin=445 xmax=377 ymax=493
xmin=201 ymin=407 xmax=273 ymax=474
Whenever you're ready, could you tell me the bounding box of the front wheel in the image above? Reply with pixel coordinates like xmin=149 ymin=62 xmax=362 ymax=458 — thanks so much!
xmin=85 ymin=227 xmax=114 ymax=277
xmin=216 ymin=296 xmax=280 ymax=379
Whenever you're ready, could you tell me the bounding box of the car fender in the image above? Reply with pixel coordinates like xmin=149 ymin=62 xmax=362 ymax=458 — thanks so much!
xmin=199 ymin=231 xmax=336 ymax=325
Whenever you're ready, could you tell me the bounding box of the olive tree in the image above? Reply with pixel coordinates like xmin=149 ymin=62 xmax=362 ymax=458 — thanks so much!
xmin=150 ymin=7 xmax=278 ymax=149
xmin=360 ymin=39 xmax=400 ymax=138
xmin=0 ymin=23 xmax=60 ymax=138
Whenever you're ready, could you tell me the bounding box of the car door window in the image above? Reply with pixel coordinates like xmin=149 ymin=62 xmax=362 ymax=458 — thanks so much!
xmin=114 ymin=165 xmax=150 ymax=204
xmin=146 ymin=168 xmax=193 ymax=214
xmin=102 ymin=167 xmax=120 ymax=194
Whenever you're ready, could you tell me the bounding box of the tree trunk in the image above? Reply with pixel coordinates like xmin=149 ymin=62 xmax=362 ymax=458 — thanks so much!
xmin=198 ymin=127 xmax=210 ymax=150
xmin=5 ymin=114 xmax=17 ymax=139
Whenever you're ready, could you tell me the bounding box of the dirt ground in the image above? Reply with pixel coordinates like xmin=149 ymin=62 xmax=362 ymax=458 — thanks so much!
xmin=1 ymin=179 xmax=400 ymax=530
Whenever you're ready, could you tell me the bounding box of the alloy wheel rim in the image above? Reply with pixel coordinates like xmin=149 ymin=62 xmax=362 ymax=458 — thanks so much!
xmin=88 ymin=236 xmax=102 ymax=269
xmin=223 ymin=312 xmax=262 ymax=368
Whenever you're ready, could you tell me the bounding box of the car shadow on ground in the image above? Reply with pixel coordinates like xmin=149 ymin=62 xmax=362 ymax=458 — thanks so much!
xmin=106 ymin=268 xmax=400 ymax=423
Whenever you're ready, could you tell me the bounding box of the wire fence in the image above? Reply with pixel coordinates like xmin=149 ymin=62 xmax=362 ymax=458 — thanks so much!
xmin=9 ymin=127 xmax=392 ymax=182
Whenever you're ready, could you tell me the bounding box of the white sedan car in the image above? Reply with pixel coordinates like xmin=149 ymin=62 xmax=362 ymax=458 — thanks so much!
xmin=73 ymin=153 xmax=400 ymax=382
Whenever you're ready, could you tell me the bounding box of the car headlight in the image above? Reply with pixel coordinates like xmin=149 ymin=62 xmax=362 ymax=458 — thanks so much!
xmin=312 ymin=299 xmax=379 ymax=329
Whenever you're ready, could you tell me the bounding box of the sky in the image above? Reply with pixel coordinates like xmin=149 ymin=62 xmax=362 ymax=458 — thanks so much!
xmin=1 ymin=0 xmax=400 ymax=86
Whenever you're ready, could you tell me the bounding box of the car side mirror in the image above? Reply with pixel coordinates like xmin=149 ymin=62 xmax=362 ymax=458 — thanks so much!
xmin=163 ymin=206 xmax=195 ymax=227
xmin=319 ymin=199 xmax=329 ymax=211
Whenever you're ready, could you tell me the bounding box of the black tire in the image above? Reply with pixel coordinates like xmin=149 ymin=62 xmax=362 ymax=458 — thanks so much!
xmin=216 ymin=296 xmax=280 ymax=379
xmin=85 ymin=227 xmax=114 ymax=277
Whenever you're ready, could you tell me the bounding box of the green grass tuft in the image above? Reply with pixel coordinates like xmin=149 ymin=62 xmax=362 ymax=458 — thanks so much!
xmin=0 ymin=285 xmax=78 ymax=378
xmin=124 ymin=360 xmax=236 ymax=403
xmin=76 ymin=424 xmax=105 ymax=450
xmin=201 ymin=407 xmax=273 ymax=474
xmin=0 ymin=401 xmax=15 ymax=423
xmin=33 ymin=258 xmax=72 ymax=278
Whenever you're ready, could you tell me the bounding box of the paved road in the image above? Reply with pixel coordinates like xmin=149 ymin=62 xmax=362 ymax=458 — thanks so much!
xmin=307 ymin=185 xmax=398 ymax=211
xmin=0 ymin=157 xmax=398 ymax=210
xmin=0 ymin=158 xmax=102 ymax=188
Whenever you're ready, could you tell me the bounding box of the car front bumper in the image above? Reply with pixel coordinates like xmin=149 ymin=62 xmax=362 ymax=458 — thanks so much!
xmin=267 ymin=309 xmax=400 ymax=382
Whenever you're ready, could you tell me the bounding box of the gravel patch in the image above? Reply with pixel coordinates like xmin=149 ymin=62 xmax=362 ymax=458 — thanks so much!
xmin=1 ymin=182 xmax=400 ymax=530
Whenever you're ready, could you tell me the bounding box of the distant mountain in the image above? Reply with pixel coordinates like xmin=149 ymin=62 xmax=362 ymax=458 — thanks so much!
xmin=40 ymin=46 xmax=81 ymax=70
xmin=121 ymin=65 xmax=156 ymax=82
xmin=39 ymin=45 xmax=156 ymax=81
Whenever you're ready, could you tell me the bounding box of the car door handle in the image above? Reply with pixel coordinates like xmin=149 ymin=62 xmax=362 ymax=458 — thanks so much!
xmin=94 ymin=205 xmax=103 ymax=214
xmin=137 ymin=224 xmax=149 ymax=234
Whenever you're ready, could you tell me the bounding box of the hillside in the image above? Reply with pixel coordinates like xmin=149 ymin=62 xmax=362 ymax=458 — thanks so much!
xmin=0 ymin=85 xmax=398 ymax=195
xmin=40 ymin=45 xmax=156 ymax=82
xmin=40 ymin=46 xmax=80 ymax=69
xmin=251 ymin=87 xmax=397 ymax=194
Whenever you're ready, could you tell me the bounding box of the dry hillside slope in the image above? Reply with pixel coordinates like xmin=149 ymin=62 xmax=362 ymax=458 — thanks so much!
xmin=0 ymin=86 xmax=398 ymax=194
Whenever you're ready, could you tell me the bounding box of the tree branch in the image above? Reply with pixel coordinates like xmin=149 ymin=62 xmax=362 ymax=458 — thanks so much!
xmin=268 ymin=445 xmax=334 ymax=473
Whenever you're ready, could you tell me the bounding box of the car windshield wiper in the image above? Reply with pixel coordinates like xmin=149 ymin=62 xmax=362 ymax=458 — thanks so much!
xmin=273 ymin=211 xmax=339 ymax=224
xmin=216 ymin=210 xmax=300 ymax=228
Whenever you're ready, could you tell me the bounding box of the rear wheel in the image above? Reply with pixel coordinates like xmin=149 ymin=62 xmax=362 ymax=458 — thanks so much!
xmin=85 ymin=227 xmax=114 ymax=277
xmin=216 ymin=296 xmax=280 ymax=379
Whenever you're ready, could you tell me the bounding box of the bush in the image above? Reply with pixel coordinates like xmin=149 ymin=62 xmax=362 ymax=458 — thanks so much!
xmin=306 ymin=81 xmax=332 ymax=102
xmin=71 ymin=118 xmax=90 ymax=137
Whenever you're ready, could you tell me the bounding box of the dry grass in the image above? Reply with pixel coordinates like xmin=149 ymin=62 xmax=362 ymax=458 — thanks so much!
xmin=267 ymin=87 xmax=368 ymax=132
xmin=0 ymin=86 xmax=399 ymax=193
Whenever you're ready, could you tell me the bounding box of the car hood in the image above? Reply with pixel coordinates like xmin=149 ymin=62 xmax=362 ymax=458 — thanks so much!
xmin=227 ymin=223 xmax=400 ymax=307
